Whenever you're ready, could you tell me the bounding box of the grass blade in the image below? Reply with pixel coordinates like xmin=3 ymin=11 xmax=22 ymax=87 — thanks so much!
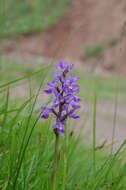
xmin=93 ymin=94 xmax=97 ymax=174
xmin=0 ymin=66 xmax=50 ymax=89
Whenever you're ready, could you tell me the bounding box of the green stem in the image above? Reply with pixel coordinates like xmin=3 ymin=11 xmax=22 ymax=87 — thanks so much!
xmin=62 ymin=140 xmax=67 ymax=190
xmin=53 ymin=134 xmax=59 ymax=190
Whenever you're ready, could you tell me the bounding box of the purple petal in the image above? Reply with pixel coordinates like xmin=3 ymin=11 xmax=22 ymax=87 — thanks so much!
xmin=73 ymin=96 xmax=81 ymax=102
xmin=55 ymin=65 xmax=61 ymax=71
xmin=62 ymin=118 xmax=67 ymax=125
xmin=48 ymin=82 xmax=54 ymax=87
xmin=58 ymin=126 xmax=65 ymax=136
xmin=73 ymin=88 xmax=80 ymax=94
xmin=41 ymin=107 xmax=51 ymax=119
xmin=70 ymin=64 xmax=74 ymax=70
xmin=72 ymin=83 xmax=80 ymax=88
xmin=72 ymin=104 xmax=80 ymax=109
xmin=69 ymin=74 xmax=79 ymax=83
xmin=62 ymin=104 xmax=69 ymax=110
xmin=44 ymin=89 xmax=52 ymax=94
xmin=68 ymin=109 xmax=75 ymax=115
xmin=73 ymin=76 xmax=79 ymax=82
xmin=60 ymin=61 xmax=68 ymax=69
xmin=69 ymin=114 xmax=80 ymax=119
xmin=53 ymin=100 xmax=59 ymax=108
xmin=53 ymin=72 xmax=59 ymax=79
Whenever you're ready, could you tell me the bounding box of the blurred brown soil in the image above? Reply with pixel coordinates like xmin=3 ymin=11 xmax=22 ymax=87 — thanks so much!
xmin=1 ymin=0 xmax=126 ymax=74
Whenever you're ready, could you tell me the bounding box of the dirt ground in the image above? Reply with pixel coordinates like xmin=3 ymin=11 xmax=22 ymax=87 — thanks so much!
xmin=1 ymin=0 xmax=126 ymax=74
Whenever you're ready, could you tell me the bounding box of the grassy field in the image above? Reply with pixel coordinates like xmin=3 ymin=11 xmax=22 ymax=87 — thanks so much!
xmin=0 ymin=57 xmax=126 ymax=189
xmin=0 ymin=0 xmax=71 ymax=38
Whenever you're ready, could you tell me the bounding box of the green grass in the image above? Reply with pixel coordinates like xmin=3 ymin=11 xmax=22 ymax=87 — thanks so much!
xmin=84 ymin=38 xmax=119 ymax=59
xmin=0 ymin=57 xmax=126 ymax=189
xmin=0 ymin=0 xmax=71 ymax=39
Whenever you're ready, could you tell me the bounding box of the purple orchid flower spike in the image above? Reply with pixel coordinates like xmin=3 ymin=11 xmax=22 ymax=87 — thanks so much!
xmin=41 ymin=61 xmax=80 ymax=136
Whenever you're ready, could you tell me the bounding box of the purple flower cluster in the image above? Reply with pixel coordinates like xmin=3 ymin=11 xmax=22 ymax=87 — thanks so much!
xmin=41 ymin=61 xmax=80 ymax=136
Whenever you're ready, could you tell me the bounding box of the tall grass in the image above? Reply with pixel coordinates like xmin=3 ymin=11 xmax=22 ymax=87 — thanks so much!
xmin=0 ymin=63 xmax=126 ymax=190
